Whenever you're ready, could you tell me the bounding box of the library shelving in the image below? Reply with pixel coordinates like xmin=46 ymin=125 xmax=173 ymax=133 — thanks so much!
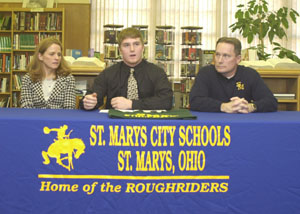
xmin=257 ymin=69 xmax=300 ymax=111
xmin=179 ymin=26 xmax=202 ymax=108
xmin=0 ymin=8 xmax=64 ymax=107
xmin=132 ymin=25 xmax=148 ymax=59
xmin=155 ymin=25 xmax=175 ymax=77
xmin=103 ymin=24 xmax=123 ymax=67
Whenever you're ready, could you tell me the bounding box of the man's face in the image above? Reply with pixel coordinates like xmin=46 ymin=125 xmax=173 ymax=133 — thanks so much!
xmin=119 ymin=37 xmax=144 ymax=67
xmin=214 ymin=42 xmax=241 ymax=78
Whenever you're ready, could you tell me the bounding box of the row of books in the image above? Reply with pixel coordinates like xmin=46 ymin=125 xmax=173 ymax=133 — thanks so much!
xmin=13 ymin=33 xmax=61 ymax=50
xmin=14 ymin=12 xmax=62 ymax=31
xmin=157 ymin=61 xmax=174 ymax=77
xmin=182 ymin=32 xmax=202 ymax=45
xmin=0 ymin=54 xmax=11 ymax=73
xmin=0 ymin=36 xmax=11 ymax=52
xmin=104 ymin=45 xmax=120 ymax=59
xmin=0 ymin=15 xmax=11 ymax=30
xmin=104 ymin=30 xmax=120 ymax=44
xmin=181 ymin=93 xmax=190 ymax=109
xmin=12 ymin=92 xmax=19 ymax=107
xmin=181 ymin=63 xmax=200 ymax=77
xmin=13 ymin=53 xmax=33 ymax=70
xmin=0 ymin=77 xmax=9 ymax=93
xmin=180 ymin=79 xmax=195 ymax=93
xmin=155 ymin=44 xmax=174 ymax=60
xmin=104 ymin=29 xmax=149 ymax=44
xmin=155 ymin=30 xmax=174 ymax=44
xmin=13 ymin=34 xmax=38 ymax=50
xmin=12 ymin=74 xmax=23 ymax=90
xmin=182 ymin=48 xmax=202 ymax=61
xmin=0 ymin=96 xmax=10 ymax=108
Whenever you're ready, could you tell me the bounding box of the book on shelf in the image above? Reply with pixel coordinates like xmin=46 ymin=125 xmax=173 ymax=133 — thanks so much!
xmin=155 ymin=30 xmax=174 ymax=44
xmin=66 ymin=49 xmax=82 ymax=59
xmin=180 ymin=79 xmax=195 ymax=93
xmin=140 ymin=30 xmax=148 ymax=44
xmin=0 ymin=96 xmax=10 ymax=108
xmin=181 ymin=63 xmax=200 ymax=77
xmin=39 ymin=13 xmax=47 ymax=30
xmin=0 ymin=54 xmax=11 ymax=73
xmin=239 ymin=58 xmax=300 ymax=69
xmin=13 ymin=53 xmax=33 ymax=70
xmin=19 ymin=12 xmax=26 ymax=31
xmin=64 ymin=56 xmax=105 ymax=69
xmin=17 ymin=34 xmax=37 ymax=50
xmin=0 ymin=15 xmax=12 ymax=30
xmin=104 ymin=30 xmax=119 ymax=44
xmin=13 ymin=74 xmax=23 ymax=90
xmin=12 ymin=92 xmax=19 ymax=107
xmin=182 ymin=48 xmax=202 ymax=61
xmin=143 ymin=46 xmax=148 ymax=59
xmin=104 ymin=45 xmax=119 ymax=59
xmin=273 ymin=93 xmax=296 ymax=100
xmin=0 ymin=77 xmax=8 ymax=93
xmin=182 ymin=32 xmax=202 ymax=45
xmin=155 ymin=44 xmax=165 ymax=60
xmin=155 ymin=45 xmax=174 ymax=60
xmin=200 ymin=50 xmax=215 ymax=67
xmin=157 ymin=61 xmax=174 ymax=77
xmin=0 ymin=36 xmax=12 ymax=52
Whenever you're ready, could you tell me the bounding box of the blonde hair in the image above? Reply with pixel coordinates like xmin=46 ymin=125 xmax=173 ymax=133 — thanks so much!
xmin=27 ymin=37 xmax=71 ymax=82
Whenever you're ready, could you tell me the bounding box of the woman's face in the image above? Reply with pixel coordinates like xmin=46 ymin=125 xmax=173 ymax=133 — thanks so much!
xmin=38 ymin=44 xmax=62 ymax=73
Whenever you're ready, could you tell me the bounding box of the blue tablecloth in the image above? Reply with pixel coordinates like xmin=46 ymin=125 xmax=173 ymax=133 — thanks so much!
xmin=0 ymin=108 xmax=300 ymax=214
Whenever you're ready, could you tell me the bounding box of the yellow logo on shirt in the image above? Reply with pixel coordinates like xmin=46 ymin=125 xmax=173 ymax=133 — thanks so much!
xmin=41 ymin=125 xmax=85 ymax=171
xmin=236 ymin=81 xmax=244 ymax=90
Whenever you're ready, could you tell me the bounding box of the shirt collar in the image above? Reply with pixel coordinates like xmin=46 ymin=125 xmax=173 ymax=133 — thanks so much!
xmin=121 ymin=59 xmax=145 ymax=73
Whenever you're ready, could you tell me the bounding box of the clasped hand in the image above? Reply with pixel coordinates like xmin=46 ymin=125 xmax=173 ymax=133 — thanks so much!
xmin=221 ymin=97 xmax=254 ymax=114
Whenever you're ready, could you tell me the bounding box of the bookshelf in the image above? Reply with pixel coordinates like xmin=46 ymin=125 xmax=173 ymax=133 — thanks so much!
xmin=0 ymin=8 xmax=64 ymax=107
xmin=179 ymin=26 xmax=202 ymax=108
xmin=132 ymin=25 xmax=148 ymax=59
xmin=103 ymin=24 xmax=123 ymax=67
xmin=258 ymin=69 xmax=300 ymax=111
xmin=155 ymin=25 xmax=175 ymax=77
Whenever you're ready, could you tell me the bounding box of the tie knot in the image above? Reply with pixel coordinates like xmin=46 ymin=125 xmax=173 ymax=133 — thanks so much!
xmin=130 ymin=68 xmax=134 ymax=74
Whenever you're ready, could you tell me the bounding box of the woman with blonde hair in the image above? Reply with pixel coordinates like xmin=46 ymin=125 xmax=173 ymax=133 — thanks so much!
xmin=21 ymin=37 xmax=76 ymax=109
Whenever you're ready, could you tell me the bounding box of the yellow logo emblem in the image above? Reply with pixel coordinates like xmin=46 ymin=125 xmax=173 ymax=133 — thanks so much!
xmin=41 ymin=125 xmax=85 ymax=171
xmin=236 ymin=81 xmax=244 ymax=90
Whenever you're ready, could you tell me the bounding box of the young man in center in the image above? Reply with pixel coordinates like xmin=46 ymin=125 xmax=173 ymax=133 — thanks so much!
xmin=81 ymin=27 xmax=173 ymax=110
xmin=189 ymin=37 xmax=277 ymax=113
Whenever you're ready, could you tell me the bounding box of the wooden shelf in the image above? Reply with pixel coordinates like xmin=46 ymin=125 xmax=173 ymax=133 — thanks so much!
xmin=0 ymin=8 xmax=65 ymax=107
xmin=257 ymin=69 xmax=300 ymax=111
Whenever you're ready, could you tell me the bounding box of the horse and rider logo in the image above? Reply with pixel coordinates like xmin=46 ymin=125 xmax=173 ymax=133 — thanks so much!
xmin=41 ymin=125 xmax=86 ymax=171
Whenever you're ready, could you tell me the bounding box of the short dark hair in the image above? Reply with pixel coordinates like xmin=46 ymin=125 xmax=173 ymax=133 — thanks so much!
xmin=216 ymin=37 xmax=241 ymax=56
xmin=117 ymin=27 xmax=144 ymax=46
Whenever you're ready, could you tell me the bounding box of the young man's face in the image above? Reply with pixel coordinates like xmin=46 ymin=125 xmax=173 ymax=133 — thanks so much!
xmin=119 ymin=37 xmax=144 ymax=67
xmin=214 ymin=42 xmax=241 ymax=78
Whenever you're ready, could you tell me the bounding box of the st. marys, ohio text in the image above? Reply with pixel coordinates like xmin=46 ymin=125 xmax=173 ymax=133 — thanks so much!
xmin=89 ymin=125 xmax=231 ymax=172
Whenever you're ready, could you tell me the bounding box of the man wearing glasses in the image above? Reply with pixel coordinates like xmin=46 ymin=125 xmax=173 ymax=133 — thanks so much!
xmin=189 ymin=37 xmax=277 ymax=113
